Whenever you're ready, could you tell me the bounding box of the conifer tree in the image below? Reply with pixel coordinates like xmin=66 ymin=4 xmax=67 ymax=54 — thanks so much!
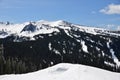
xmin=5 ymin=58 xmax=12 ymax=74
xmin=0 ymin=56 xmax=4 ymax=74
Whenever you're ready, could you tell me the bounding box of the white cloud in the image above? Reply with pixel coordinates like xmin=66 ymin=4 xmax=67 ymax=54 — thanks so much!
xmin=100 ymin=4 xmax=120 ymax=14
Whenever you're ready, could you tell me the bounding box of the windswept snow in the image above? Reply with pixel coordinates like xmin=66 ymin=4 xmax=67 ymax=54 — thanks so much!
xmin=0 ymin=63 xmax=120 ymax=80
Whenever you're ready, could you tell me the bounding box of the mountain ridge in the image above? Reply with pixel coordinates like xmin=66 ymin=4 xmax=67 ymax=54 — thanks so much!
xmin=0 ymin=20 xmax=119 ymax=40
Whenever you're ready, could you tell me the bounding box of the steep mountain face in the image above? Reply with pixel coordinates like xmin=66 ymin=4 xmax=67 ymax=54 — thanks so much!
xmin=21 ymin=23 xmax=36 ymax=32
xmin=0 ymin=20 xmax=120 ymax=74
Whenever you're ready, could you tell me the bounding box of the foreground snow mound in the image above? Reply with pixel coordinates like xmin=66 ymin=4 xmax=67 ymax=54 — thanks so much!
xmin=0 ymin=63 xmax=120 ymax=80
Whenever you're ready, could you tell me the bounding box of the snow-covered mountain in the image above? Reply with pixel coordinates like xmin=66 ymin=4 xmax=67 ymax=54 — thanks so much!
xmin=0 ymin=63 xmax=120 ymax=80
xmin=0 ymin=20 xmax=119 ymax=40
xmin=0 ymin=20 xmax=120 ymax=74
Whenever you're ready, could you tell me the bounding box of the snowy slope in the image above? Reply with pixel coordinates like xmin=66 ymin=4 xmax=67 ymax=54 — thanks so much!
xmin=0 ymin=63 xmax=120 ymax=80
xmin=0 ymin=20 xmax=119 ymax=39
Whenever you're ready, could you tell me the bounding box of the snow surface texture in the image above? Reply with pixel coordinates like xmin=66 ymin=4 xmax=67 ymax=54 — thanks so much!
xmin=0 ymin=63 xmax=120 ymax=80
xmin=0 ymin=20 xmax=119 ymax=39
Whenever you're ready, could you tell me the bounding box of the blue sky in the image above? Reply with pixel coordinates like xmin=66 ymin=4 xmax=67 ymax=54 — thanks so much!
xmin=0 ymin=0 xmax=120 ymax=30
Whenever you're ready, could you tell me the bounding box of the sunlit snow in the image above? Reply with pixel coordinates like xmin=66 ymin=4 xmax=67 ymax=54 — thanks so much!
xmin=0 ymin=20 xmax=120 ymax=39
xmin=81 ymin=40 xmax=88 ymax=53
xmin=0 ymin=63 xmax=120 ymax=80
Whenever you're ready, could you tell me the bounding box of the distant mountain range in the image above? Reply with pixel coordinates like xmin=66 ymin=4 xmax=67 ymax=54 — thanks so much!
xmin=0 ymin=20 xmax=119 ymax=40
xmin=0 ymin=20 xmax=120 ymax=74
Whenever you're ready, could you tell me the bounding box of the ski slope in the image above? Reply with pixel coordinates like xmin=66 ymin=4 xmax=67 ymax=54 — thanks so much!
xmin=0 ymin=63 xmax=120 ymax=80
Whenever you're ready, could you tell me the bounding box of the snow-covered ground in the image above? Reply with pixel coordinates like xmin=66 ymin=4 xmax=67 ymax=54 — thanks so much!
xmin=0 ymin=63 xmax=120 ymax=80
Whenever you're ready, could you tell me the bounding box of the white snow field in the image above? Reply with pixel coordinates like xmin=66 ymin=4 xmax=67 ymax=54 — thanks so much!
xmin=0 ymin=63 xmax=120 ymax=80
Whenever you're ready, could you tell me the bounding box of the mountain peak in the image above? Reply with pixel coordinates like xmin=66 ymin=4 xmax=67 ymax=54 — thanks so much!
xmin=21 ymin=23 xmax=36 ymax=33
xmin=54 ymin=20 xmax=67 ymax=23
xmin=37 ymin=20 xmax=49 ymax=23
xmin=54 ymin=20 xmax=71 ymax=26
